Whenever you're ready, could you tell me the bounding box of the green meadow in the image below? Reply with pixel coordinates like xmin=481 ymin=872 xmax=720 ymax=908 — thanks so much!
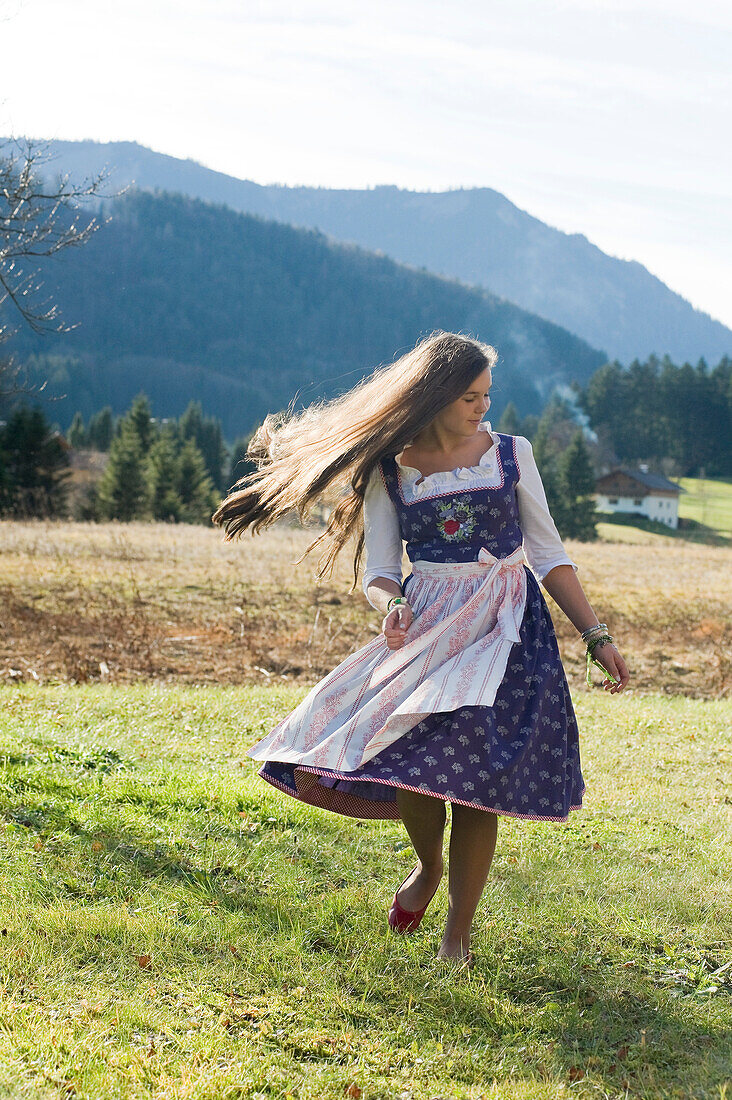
xmin=0 ymin=683 xmax=730 ymax=1100
xmin=676 ymin=478 xmax=732 ymax=540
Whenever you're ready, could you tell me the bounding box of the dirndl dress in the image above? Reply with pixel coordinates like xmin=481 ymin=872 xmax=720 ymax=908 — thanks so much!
xmin=247 ymin=432 xmax=585 ymax=822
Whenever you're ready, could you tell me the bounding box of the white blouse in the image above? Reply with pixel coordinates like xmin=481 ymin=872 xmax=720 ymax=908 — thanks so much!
xmin=362 ymin=422 xmax=577 ymax=609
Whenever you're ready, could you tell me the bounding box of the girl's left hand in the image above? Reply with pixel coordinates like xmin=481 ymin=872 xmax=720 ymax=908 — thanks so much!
xmin=591 ymin=643 xmax=630 ymax=694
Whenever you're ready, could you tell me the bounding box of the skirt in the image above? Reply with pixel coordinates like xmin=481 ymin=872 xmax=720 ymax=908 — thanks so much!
xmin=248 ymin=550 xmax=585 ymax=822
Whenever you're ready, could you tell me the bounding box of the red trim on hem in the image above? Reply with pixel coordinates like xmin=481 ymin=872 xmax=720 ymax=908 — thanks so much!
xmin=258 ymin=763 xmax=584 ymax=824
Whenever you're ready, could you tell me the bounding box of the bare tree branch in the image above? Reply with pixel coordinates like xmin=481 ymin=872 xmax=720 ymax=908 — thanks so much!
xmin=0 ymin=136 xmax=126 ymax=400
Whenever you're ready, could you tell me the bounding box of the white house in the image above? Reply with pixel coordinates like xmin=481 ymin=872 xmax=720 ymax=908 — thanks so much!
xmin=594 ymin=467 xmax=682 ymax=529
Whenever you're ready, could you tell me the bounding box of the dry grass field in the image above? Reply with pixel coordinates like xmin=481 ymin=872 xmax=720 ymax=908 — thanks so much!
xmin=0 ymin=519 xmax=730 ymax=698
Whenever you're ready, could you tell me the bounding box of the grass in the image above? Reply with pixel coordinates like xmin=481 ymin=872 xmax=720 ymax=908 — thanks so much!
xmin=0 ymin=682 xmax=730 ymax=1099
xmin=676 ymin=478 xmax=732 ymax=540
xmin=1 ymin=520 xmax=730 ymax=698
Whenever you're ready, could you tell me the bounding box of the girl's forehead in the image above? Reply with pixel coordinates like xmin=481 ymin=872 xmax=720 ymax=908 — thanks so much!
xmin=462 ymin=369 xmax=492 ymax=394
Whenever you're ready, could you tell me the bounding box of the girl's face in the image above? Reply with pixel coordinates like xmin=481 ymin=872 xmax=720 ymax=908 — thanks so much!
xmin=434 ymin=367 xmax=492 ymax=438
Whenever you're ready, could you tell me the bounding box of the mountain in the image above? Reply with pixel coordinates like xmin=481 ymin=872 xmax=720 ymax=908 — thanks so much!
xmin=25 ymin=138 xmax=732 ymax=366
xmin=6 ymin=189 xmax=605 ymax=438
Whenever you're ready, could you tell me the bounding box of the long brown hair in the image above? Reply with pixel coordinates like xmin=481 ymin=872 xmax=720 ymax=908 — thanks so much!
xmin=212 ymin=330 xmax=498 ymax=588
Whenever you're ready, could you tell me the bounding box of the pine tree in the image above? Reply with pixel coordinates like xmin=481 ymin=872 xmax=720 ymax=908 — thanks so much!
xmin=528 ymin=418 xmax=563 ymax=530
xmin=178 ymin=400 xmax=226 ymax=489
xmin=516 ymin=414 xmax=536 ymax=441
xmin=146 ymin=429 xmax=182 ymax=521
xmin=497 ymin=402 xmax=521 ymax=435
xmin=227 ymin=434 xmax=256 ymax=489
xmin=559 ymin=430 xmax=597 ymax=540
xmin=531 ymin=417 xmax=553 ymax=475
xmin=126 ymin=393 xmax=155 ymax=454
xmin=0 ymin=405 xmax=71 ymax=517
xmin=96 ymin=420 xmax=149 ymax=520
xmin=175 ymin=439 xmax=217 ymax=524
xmin=530 ymin=396 xmax=592 ymax=538
xmin=538 ymin=455 xmax=569 ymax=536
xmin=0 ymin=448 xmax=10 ymax=510
xmin=87 ymin=406 xmax=114 ymax=451
xmin=67 ymin=411 xmax=88 ymax=449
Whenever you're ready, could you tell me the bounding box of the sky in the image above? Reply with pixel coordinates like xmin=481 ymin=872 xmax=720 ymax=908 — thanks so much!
xmin=2 ymin=0 xmax=731 ymax=328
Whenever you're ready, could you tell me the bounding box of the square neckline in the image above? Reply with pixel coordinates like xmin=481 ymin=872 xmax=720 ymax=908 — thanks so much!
xmin=395 ymin=421 xmax=497 ymax=486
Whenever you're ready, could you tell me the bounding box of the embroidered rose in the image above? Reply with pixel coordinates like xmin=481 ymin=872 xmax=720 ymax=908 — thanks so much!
xmin=436 ymin=500 xmax=476 ymax=541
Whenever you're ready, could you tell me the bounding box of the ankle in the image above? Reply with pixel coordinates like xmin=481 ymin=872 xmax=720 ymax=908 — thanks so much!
xmin=440 ymin=923 xmax=471 ymax=949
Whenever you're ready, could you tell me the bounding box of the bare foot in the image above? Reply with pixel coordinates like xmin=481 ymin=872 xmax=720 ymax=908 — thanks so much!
xmin=394 ymin=861 xmax=443 ymax=913
xmin=435 ymin=949 xmax=475 ymax=970
xmin=436 ymin=933 xmax=473 ymax=966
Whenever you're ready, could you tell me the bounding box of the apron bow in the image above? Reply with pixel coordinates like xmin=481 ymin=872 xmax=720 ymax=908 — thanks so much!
xmin=370 ymin=546 xmax=525 ymax=688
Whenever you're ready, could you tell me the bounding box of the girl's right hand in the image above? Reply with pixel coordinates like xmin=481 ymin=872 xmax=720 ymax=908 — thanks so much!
xmin=382 ymin=604 xmax=414 ymax=650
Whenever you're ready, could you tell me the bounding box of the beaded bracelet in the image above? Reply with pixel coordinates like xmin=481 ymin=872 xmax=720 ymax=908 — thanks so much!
xmin=581 ymin=623 xmax=608 ymax=642
xmin=386 ymin=595 xmax=408 ymax=613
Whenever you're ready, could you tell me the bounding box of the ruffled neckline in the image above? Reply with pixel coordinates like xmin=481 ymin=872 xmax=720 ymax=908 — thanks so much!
xmin=395 ymin=421 xmax=497 ymax=494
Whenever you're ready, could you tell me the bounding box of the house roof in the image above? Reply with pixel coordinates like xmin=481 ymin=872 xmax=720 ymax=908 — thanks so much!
xmin=596 ymin=467 xmax=683 ymax=494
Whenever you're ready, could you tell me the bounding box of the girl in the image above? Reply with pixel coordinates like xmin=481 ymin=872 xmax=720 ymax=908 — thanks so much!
xmin=213 ymin=331 xmax=629 ymax=966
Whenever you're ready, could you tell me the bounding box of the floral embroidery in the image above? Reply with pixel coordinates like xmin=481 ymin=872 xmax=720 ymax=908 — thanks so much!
xmin=436 ymin=500 xmax=476 ymax=541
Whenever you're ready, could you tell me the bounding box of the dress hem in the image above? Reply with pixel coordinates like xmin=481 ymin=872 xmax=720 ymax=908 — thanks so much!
xmin=259 ymin=763 xmax=584 ymax=824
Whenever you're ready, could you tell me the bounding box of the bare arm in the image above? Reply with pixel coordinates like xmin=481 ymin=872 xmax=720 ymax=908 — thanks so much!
xmin=541 ymin=564 xmax=630 ymax=694
xmin=366 ymin=577 xmax=414 ymax=651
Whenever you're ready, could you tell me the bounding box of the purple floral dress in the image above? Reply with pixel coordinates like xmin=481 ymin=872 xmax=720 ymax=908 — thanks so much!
xmin=248 ymin=433 xmax=585 ymax=822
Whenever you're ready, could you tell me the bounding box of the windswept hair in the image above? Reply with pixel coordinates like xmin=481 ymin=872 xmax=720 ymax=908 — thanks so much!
xmin=212 ymin=331 xmax=498 ymax=588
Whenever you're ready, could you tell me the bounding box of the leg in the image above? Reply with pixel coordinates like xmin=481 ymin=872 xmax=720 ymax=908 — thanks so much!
xmin=438 ymin=804 xmax=498 ymax=960
xmin=393 ymin=788 xmax=446 ymax=911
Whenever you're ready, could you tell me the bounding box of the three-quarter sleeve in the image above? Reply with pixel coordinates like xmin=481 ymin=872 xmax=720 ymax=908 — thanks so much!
xmin=362 ymin=465 xmax=404 ymax=608
xmin=514 ymin=435 xmax=578 ymax=582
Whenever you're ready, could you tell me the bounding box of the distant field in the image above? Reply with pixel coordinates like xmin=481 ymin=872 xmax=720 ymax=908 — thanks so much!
xmin=0 ymin=683 xmax=729 ymax=1099
xmin=676 ymin=476 xmax=732 ymax=538
xmin=0 ymin=519 xmax=730 ymax=698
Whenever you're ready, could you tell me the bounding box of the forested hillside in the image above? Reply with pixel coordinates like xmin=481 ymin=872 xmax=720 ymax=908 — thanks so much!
xmin=27 ymin=138 xmax=732 ymax=366
xmin=7 ymin=190 xmax=606 ymax=438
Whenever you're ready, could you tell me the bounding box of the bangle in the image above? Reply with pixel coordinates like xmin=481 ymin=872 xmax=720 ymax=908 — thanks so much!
xmin=386 ymin=595 xmax=407 ymax=612
xmin=581 ymin=623 xmax=608 ymax=642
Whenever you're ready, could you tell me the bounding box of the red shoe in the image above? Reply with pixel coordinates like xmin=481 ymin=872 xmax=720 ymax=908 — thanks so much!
xmin=388 ymin=865 xmax=440 ymax=934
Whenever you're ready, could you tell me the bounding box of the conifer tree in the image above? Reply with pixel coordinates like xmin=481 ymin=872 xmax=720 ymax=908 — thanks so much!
xmin=126 ymin=393 xmax=155 ymax=454
xmin=175 ymin=438 xmax=217 ymax=524
xmin=0 ymin=405 xmax=70 ymax=517
xmin=537 ymin=453 xmax=568 ymax=536
xmin=146 ymin=429 xmax=182 ymax=521
xmin=531 ymin=409 xmax=574 ymax=536
xmin=67 ymin=411 xmax=88 ymax=449
xmin=87 ymin=406 xmax=114 ymax=451
xmin=520 ymin=413 xmax=539 ymax=441
xmin=559 ymin=430 xmax=597 ymax=540
xmin=96 ymin=420 xmax=149 ymax=520
xmin=0 ymin=448 xmax=9 ymax=509
xmin=227 ymin=434 xmax=256 ymax=489
xmin=531 ymin=417 xmax=553 ymax=475
xmin=178 ymin=400 xmax=226 ymax=489
xmin=497 ymin=402 xmax=521 ymax=435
